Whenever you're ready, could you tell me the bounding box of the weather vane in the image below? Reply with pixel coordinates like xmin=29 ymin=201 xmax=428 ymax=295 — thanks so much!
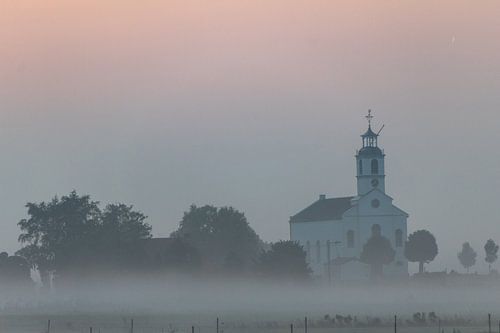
xmin=366 ymin=109 xmax=373 ymax=126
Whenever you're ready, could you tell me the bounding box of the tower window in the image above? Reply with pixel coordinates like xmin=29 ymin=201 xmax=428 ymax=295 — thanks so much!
xmin=359 ymin=160 xmax=363 ymax=175
xmin=347 ymin=230 xmax=355 ymax=248
xmin=371 ymin=159 xmax=379 ymax=174
xmin=395 ymin=229 xmax=403 ymax=247
xmin=316 ymin=240 xmax=321 ymax=263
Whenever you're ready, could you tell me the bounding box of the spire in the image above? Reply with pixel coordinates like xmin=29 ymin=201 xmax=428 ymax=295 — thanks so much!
xmin=366 ymin=109 xmax=373 ymax=128
xmin=361 ymin=110 xmax=378 ymax=148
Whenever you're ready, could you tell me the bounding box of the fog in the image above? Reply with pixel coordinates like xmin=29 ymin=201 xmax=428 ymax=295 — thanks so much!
xmin=3 ymin=277 xmax=500 ymax=317
xmin=1 ymin=277 xmax=500 ymax=333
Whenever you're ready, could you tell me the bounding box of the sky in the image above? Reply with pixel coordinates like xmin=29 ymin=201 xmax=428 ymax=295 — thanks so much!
xmin=1 ymin=0 xmax=500 ymax=272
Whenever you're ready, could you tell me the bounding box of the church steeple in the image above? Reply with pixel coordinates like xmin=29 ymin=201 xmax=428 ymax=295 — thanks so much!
xmin=361 ymin=110 xmax=379 ymax=148
xmin=356 ymin=110 xmax=386 ymax=196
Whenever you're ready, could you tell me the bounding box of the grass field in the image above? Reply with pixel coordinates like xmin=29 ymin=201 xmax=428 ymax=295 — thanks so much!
xmin=0 ymin=314 xmax=494 ymax=333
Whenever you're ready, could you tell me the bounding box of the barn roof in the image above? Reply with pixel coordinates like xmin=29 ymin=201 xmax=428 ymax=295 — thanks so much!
xmin=290 ymin=196 xmax=354 ymax=223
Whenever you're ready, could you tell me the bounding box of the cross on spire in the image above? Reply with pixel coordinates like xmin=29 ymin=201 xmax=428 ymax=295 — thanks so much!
xmin=366 ymin=109 xmax=373 ymax=127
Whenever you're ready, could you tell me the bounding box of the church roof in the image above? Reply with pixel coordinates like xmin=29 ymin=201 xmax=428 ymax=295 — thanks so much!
xmin=361 ymin=126 xmax=378 ymax=138
xmin=357 ymin=146 xmax=384 ymax=157
xmin=290 ymin=196 xmax=354 ymax=223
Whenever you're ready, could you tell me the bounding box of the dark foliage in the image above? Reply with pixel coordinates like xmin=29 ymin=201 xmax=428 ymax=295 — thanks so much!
xmin=172 ymin=205 xmax=262 ymax=273
xmin=142 ymin=237 xmax=201 ymax=273
xmin=457 ymin=242 xmax=477 ymax=273
xmin=256 ymin=241 xmax=311 ymax=280
xmin=484 ymin=239 xmax=498 ymax=272
xmin=0 ymin=252 xmax=33 ymax=288
xmin=17 ymin=191 xmax=152 ymax=286
xmin=360 ymin=235 xmax=395 ymax=280
xmin=405 ymin=230 xmax=438 ymax=273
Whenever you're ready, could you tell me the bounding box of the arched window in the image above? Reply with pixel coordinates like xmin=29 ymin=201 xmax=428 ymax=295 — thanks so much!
xmin=371 ymin=224 xmax=381 ymax=237
xmin=371 ymin=159 xmax=379 ymax=174
xmin=306 ymin=241 xmax=311 ymax=262
xmin=316 ymin=240 xmax=321 ymax=263
xmin=359 ymin=160 xmax=363 ymax=175
xmin=395 ymin=229 xmax=403 ymax=247
xmin=347 ymin=230 xmax=355 ymax=248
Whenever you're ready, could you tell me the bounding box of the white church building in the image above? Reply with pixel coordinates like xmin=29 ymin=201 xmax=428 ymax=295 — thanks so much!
xmin=289 ymin=112 xmax=408 ymax=281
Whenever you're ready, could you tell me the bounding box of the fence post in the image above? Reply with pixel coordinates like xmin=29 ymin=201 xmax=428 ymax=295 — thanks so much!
xmin=130 ymin=319 xmax=134 ymax=333
xmin=489 ymin=314 xmax=492 ymax=333
xmin=217 ymin=317 xmax=219 ymax=333
xmin=192 ymin=326 xmax=195 ymax=333
xmin=394 ymin=315 xmax=397 ymax=333
xmin=47 ymin=319 xmax=51 ymax=333
xmin=305 ymin=317 xmax=308 ymax=333
xmin=291 ymin=324 xmax=294 ymax=333
xmin=90 ymin=327 xmax=93 ymax=333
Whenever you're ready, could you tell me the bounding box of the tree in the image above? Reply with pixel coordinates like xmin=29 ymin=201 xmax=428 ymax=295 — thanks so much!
xmin=0 ymin=252 xmax=33 ymax=288
xmin=17 ymin=191 xmax=101 ymax=285
xmin=484 ymin=239 xmax=498 ymax=273
xmin=99 ymin=203 xmax=152 ymax=269
xmin=405 ymin=230 xmax=438 ymax=274
xmin=172 ymin=205 xmax=262 ymax=272
xmin=458 ymin=242 xmax=477 ymax=273
xmin=256 ymin=241 xmax=311 ymax=280
xmin=17 ymin=191 xmax=152 ymax=286
xmin=360 ymin=235 xmax=395 ymax=280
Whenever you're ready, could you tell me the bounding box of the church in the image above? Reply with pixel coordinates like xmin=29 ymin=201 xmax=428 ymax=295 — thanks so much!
xmin=289 ymin=112 xmax=408 ymax=281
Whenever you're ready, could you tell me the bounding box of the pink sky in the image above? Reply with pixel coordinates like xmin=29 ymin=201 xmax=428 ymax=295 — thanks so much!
xmin=1 ymin=1 xmax=500 ymax=271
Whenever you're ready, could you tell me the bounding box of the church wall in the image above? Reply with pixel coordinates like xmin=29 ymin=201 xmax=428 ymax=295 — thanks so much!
xmin=355 ymin=214 xmax=408 ymax=277
xmin=290 ymin=220 xmax=346 ymax=276
xmin=290 ymin=212 xmax=408 ymax=280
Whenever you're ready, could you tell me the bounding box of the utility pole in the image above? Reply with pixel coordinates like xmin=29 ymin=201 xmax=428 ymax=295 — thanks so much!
xmin=326 ymin=240 xmax=331 ymax=285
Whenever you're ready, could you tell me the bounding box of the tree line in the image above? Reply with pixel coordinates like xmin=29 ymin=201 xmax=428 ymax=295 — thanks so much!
xmin=1 ymin=191 xmax=498 ymax=288
xmin=360 ymin=228 xmax=499 ymax=279
xmin=8 ymin=191 xmax=310 ymax=289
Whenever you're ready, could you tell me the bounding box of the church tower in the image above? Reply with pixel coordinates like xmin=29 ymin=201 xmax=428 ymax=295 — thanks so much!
xmin=356 ymin=110 xmax=385 ymax=195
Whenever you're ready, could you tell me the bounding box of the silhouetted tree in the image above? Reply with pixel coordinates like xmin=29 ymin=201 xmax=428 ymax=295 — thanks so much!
xmin=224 ymin=251 xmax=245 ymax=273
xmin=158 ymin=238 xmax=201 ymax=272
xmin=484 ymin=239 xmax=498 ymax=273
xmin=17 ymin=191 xmax=152 ymax=286
xmin=172 ymin=205 xmax=262 ymax=272
xmin=256 ymin=241 xmax=311 ymax=280
xmin=99 ymin=203 xmax=152 ymax=269
xmin=360 ymin=235 xmax=395 ymax=280
xmin=458 ymin=242 xmax=477 ymax=273
xmin=405 ymin=230 xmax=438 ymax=273
xmin=17 ymin=191 xmax=101 ymax=285
xmin=0 ymin=252 xmax=33 ymax=288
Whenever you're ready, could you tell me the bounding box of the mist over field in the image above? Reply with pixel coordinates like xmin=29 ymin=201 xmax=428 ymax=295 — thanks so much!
xmin=2 ymin=277 xmax=500 ymax=318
